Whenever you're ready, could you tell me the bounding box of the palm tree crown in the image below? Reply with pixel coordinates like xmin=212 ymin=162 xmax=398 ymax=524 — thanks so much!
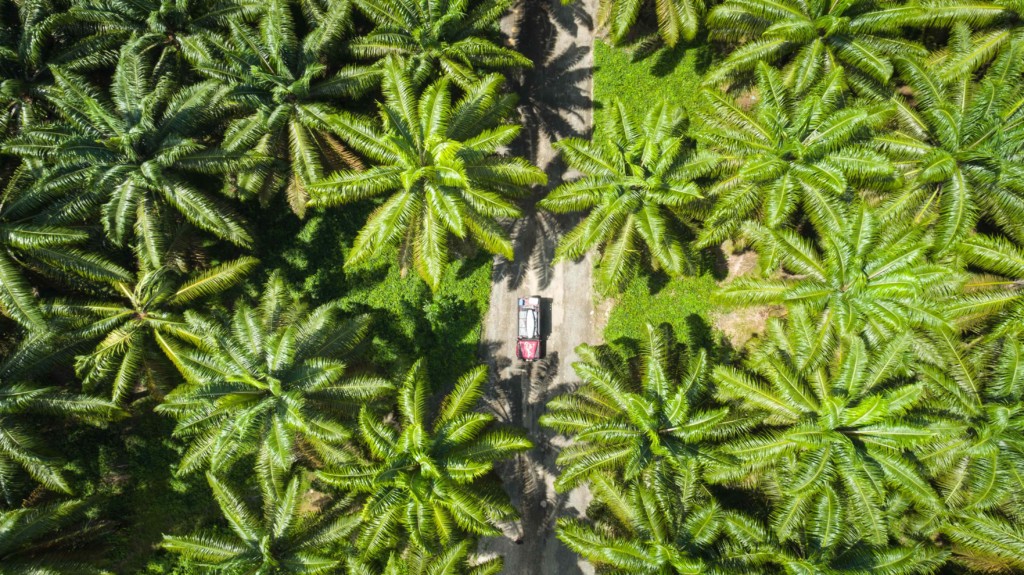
xmin=0 ymin=0 xmax=57 ymax=137
xmin=541 ymin=100 xmax=714 ymax=292
xmin=558 ymin=473 xmax=749 ymax=575
xmin=0 ymin=165 xmax=132 ymax=328
xmin=908 ymin=0 xmax=1024 ymax=80
xmin=310 ymin=61 xmax=546 ymax=290
xmin=162 ymin=471 xmax=359 ymax=574
xmin=541 ymin=323 xmax=751 ymax=493
xmin=47 ymin=0 xmax=260 ymax=73
xmin=705 ymin=0 xmax=927 ymax=96
xmin=696 ymin=65 xmax=895 ymax=245
xmin=918 ymin=334 xmax=1024 ymax=515
xmin=157 ymin=272 xmax=391 ymax=474
xmin=51 ymin=255 xmax=257 ymax=404
xmin=598 ymin=0 xmax=704 ymax=47
xmin=712 ymin=326 xmax=940 ymax=546
xmin=3 ymin=40 xmax=255 ymax=247
xmin=318 ymin=360 xmax=531 ymax=555
xmin=715 ymin=209 xmax=953 ymax=347
xmin=0 ymin=351 xmax=118 ymax=502
xmin=348 ymin=0 xmax=531 ymax=88
xmin=878 ymin=55 xmax=1024 ymax=250
xmin=188 ymin=0 xmax=372 ymax=216
xmin=0 ymin=499 xmax=110 ymax=574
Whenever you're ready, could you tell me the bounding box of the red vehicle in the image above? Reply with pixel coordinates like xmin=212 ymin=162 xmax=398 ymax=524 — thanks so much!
xmin=516 ymin=296 xmax=542 ymax=361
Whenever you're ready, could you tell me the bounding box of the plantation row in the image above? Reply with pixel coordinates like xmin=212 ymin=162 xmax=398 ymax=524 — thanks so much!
xmin=1 ymin=0 xmax=1024 ymax=573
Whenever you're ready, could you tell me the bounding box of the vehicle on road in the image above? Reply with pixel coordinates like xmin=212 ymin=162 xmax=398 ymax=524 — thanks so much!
xmin=517 ymin=296 xmax=542 ymax=361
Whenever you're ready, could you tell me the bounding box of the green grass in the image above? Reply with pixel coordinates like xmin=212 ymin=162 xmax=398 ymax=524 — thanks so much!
xmin=603 ymin=272 xmax=718 ymax=351
xmin=593 ymin=39 xmax=709 ymax=127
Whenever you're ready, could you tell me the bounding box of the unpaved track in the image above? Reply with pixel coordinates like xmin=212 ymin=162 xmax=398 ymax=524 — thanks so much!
xmin=478 ymin=0 xmax=601 ymax=573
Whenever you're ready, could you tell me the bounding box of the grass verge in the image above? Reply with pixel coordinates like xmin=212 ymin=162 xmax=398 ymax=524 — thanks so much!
xmin=603 ymin=272 xmax=717 ymax=350
xmin=593 ymin=39 xmax=709 ymax=126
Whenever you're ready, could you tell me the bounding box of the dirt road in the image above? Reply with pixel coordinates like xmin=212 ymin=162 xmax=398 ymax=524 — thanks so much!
xmin=478 ymin=0 xmax=602 ymax=573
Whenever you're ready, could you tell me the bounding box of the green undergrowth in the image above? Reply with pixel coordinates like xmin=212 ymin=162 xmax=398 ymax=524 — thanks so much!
xmin=256 ymin=206 xmax=493 ymax=389
xmin=604 ymin=271 xmax=718 ymax=352
xmin=593 ymin=38 xmax=709 ymax=127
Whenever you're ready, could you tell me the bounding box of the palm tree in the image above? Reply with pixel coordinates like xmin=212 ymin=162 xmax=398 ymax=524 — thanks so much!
xmin=541 ymin=323 xmax=752 ymax=493
xmin=715 ymin=209 xmax=953 ymax=348
xmin=318 ymin=360 xmax=531 ymax=555
xmin=945 ymin=513 xmax=1024 ymax=572
xmin=2 ymin=39 xmax=255 ymax=248
xmin=162 ymin=470 xmax=359 ymax=573
xmin=704 ymin=0 xmax=927 ymax=96
xmin=711 ymin=324 xmax=942 ymax=546
xmin=950 ymin=233 xmax=1024 ymax=337
xmin=599 ymin=0 xmax=703 ymax=47
xmin=695 ymin=65 xmax=896 ymax=246
xmin=907 ymin=0 xmax=1024 ymax=80
xmin=346 ymin=541 xmax=502 ymax=575
xmin=917 ymin=334 xmax=1024 ymax=516
xmin=188 ymin=0 xmax=374 ymax=217
xmin=0 ymin=352 xmax=118 ymax=503
xmin=348 ymin=0 xmax=531 ymax=89
xmin=1 ymin=165 xmax=132 ymax=328
xmin=310 ymin=61 xmax=546 ymax=290
xmin=45 ymin=0 xmax=260 ymax=73
xmin=764 ymin=539 xmax=948 ymax=575
xmin=0 ymin=499 xmax=110 ymax=574
xmin=0 ymin=0 xmax=57 ymax=137
xmin=876 ymin=55 xmax=1024 ymax=250
xmin=914 ymin=334 xmax=1024 ymax=574
xmin=50 ymin=255 xmax=257 ymax=404
xmin=157 ymin=271 xmax=391 ymax=475
xmin=540 ymin=100 xmax=714 ymax=293
xmin=557 ymin=474 xmax=751 ymax=574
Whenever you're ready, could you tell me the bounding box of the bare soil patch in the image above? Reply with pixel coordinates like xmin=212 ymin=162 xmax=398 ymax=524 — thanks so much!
xmin=712 ymin=242 xmax=783 ymax=349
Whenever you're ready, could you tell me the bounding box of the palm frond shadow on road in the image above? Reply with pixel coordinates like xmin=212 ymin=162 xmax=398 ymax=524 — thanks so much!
xmin=480 ymin=347 xmax=587 ymax=571
xmin=495 ymin=0 xmax=594 ymax=291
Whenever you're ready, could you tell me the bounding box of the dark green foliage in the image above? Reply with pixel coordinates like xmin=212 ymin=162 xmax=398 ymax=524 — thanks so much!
xmin=186 ymin=0 xmax=375 ymax=216
xmin=348 ymin=0 xmax=531 ymax=88
xmin=318 ymin=361 xmax=531 ymax=555
xmin=310 ymin=59 xmax=546 ymax=290
xmin=3 ymin=40 xmax=255 ymax=248
xmin=0 ymin=348 xmax=119 ymax=503
xmin=45 ymin=0 xmax=262 ymax=73
xmin=0 ymin=0 xmax=57 ymax=137
xmin=0 ymin=165 xmax=132 ymax=328
xmin=0 ymin=498 xmax=110 ymax=574
xmin=3 ymin=0 xmax=1024 ymax=572
xmin=162 ymin=470 xmax=359 ymax=573
xmin=50 ymin=255 xmax=258 ymax=404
